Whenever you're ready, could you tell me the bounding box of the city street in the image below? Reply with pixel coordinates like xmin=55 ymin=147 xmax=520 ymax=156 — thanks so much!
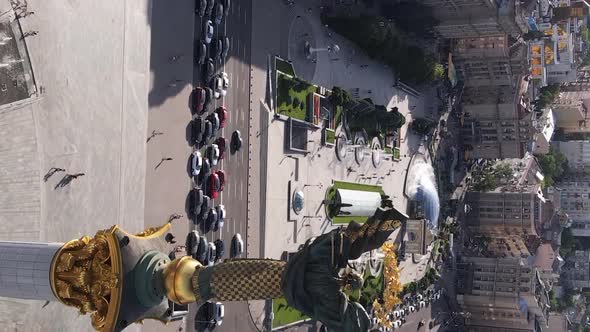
xmin=143 ymin=0 xmax=255 ymax=332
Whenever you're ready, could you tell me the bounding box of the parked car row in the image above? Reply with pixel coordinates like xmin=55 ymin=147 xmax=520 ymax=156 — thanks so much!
xmin=370 ymin=288 xmax=444 ymax=331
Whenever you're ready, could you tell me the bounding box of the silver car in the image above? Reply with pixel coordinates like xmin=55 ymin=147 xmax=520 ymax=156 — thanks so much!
xmin=203 ymin=20 xmax=214 ymax=44
xmin=191 ymin=151 xmax=203 ymax=176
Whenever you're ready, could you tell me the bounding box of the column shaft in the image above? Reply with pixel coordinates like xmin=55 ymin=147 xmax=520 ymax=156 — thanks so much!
xmin=0 ymin=241 xmax=62 ymax=301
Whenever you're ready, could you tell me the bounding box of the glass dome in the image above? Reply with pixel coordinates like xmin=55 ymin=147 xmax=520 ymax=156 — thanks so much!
xmin=292 ymin=190 xmax=304 ymax=215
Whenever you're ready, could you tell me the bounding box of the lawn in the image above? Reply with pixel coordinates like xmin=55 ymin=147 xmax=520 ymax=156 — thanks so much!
xmin=334 ymin=105 xmax=343 ymax=128
xmin=277 ymin=72 xmax=317 ymax=122
xmin=276 ymin=57 xmax=296 ymax=76
xmin=325 ymin=128 xmax=336 ymax=145
xmin=333 ymin=180 xmax=383 ymax=193
xmin=272 ymin=297 xmax=308 ymax=328
xmin=327 ymin=181 xmax=384 ymax=224
xmin=393 ymin=147 xmax=401 ymax=160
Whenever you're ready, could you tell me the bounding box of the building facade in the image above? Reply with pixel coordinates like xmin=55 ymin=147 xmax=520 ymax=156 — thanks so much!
xmin=460 ymin=81 xmax=535 ymax=159
xmin=553 ymin=175 xmax=590 ymax=236
xmin=465 ymin=154 xmax=545 ymax=236
xmin=552 ymin=141 xmax=590 ymax=172
xmin=562 ymin=250 xmax=590 ymax=289
xmin=456 ymin=256 xmax=550 ymax=331
xmin=421 ymin=0 xmax=527 ymax=39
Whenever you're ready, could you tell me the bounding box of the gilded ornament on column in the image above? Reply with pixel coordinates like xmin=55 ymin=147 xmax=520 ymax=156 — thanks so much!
xmin=50 ymin=228 xmax=122 ymax=331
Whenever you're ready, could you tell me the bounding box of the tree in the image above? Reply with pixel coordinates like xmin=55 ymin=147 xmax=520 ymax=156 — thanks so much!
xmin=410 ymin=118 xmax=434 ymax=135
xmin=535 ymin=84 xmax=561 ymax=110
xmin=537 ymin=147 xmax=569 ymax=187
xmin=494 ymin=163 xmax=513 ymax=178
xmin=560 ymin=227 xmax=576 ymax=257
xmin=433 ymin=63 xmax=445 ymax=80
xmin=330 ymin=86 xmax=351 ymax=107
xmin=380 ymin=2 xmax=439 ymax=36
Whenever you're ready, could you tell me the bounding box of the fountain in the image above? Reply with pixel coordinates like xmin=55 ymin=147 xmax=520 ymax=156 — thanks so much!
xmin=405 ymin=153 xmax=440 ymax=234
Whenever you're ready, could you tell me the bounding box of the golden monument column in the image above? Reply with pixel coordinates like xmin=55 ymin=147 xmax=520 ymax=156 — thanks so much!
xmin=0 ymin=207 xmax=406 ymax=332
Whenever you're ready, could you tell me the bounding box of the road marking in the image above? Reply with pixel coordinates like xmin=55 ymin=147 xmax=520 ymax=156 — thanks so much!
xmin=240 ymin=182 xmax=243 ymax=199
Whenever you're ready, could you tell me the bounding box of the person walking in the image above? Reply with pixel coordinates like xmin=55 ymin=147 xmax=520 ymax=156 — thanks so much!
xmin=165 ymin=233 xmax=176 ymax=244
xmin=70 ymin=173 xmax=85 ymax=179
xmin=44 ymin=167 xmax=66 ymax=182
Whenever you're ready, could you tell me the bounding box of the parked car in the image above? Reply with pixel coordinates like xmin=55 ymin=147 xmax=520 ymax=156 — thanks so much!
xmin=215 ymin=137 xmax=227 ymax=160
xmin=189 ymin=188 xmax=204 ymax=219
xmin=200 ymin=159 xmax=212 ymax=182
xmin=205 ymin=58 xmax=215 ymax=82
xmin=214 ymin=239 xmax=224 ymax=262
xmin=208 ymin=143 xmax=220 ymax=167
xmin=205 ymin=0 xmax=214 ymax=16
xmin=222 ymin=0 xmax=230 ymax=16
xmin=214 ymin=204 xmax=225 ymax=231
xmin=212 ymin=38 xmax=223 ymax=60
xmin=208 ymin=112 xmax=220 ymax=131
xmin=186 ymin=230 xmax=200 ymax=256
xmin=221 ymin=72 xmax=229 ymax=89
xmin=231 ymin=233 xmax=244 ymax=258
xmin=193 ymin=235 xmax=208 ymax=263
xmin=196 ymin=0 xmax=207 ymax=17
xmin=203 ymin=20 xmax=214 ymax=44
xmin=221 ymin=36 xmax=230 ymax=59
xmin=202 ymin=120 xmax=214 ymax=143
xmin=196 ymin=42 xmax=207 ymax=66
xmin=206 ymin=242 xmax=216 ymax=266
xmin=231 ymin=130 xmax=242 ymax=152
xmin=216 ymin=106 xmax=228 ymax=128
xmin=208 ymin=172 xmax=221 ymax=198
xmin=212 ymin=75 xmax=224 ymax=99
xmin=191 ymin=151 xmax=203 ymax=177
xmin=205 ymin=209 xmax=218 ymax=233
xmin=216 ymin=170 xmax=225 ymax=191
xmin=204 ymin=87 xmax=213 ymax=113
xmin=214 ymin=2 xmax=224 ymax=25
xmin=193 ymin=87 xmax=206 ymax=114
xmin=198 ymin=195 xmax=212 ymax=222
xmin=204 ymin=301 xmax=224 ymax=328
xmin=192 ymin=118 xmax=205 ymax=144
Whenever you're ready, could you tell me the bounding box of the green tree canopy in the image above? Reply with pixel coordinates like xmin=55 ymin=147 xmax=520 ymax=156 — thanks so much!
xmin=537 ymin=147 xmax=569 ymax=187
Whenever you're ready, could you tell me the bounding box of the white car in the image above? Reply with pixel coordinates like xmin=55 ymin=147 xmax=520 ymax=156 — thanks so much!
xmin=231 ymin=233 xmax=244 ymax=258
xmin=192 ymin=151 xmax=203 ymax=176
xmin=393 ymin=320 xmax=402 ymax=328
xmin=393 ymin=310 xmax=400 ymax=318
xmin=419 ymin=301 xmax=426 ymax=308
xmin=222 ymin=72 xmax=229 ymax=89
xmin=209 ymin=143 xmax=220 ymax=166
xmin=212 ymin=76 xmax=223 ymax=99
xmin=409 ymin=305 xmax=415 ymax=312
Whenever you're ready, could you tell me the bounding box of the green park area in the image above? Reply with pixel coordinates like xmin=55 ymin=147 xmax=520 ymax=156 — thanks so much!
xmin=277 ymin=72 xmax=317 ymax=122
xmin=325 ymin=181 xmax=383 ymax=224
xmin=273 ymin=297 xmax=308 ymax=328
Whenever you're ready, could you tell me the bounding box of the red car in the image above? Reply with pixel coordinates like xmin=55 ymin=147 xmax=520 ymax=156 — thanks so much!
xmin=194 ymin=87 xmax=206 ymax=114
xmin=209 ymin=172 xmax=221 ymax=199
xmin=216 ymin=107 xmax=228 ymax=128
xmin=215 ymin=137 xmax=227 ymax=160
xmin=216 ymin=170 xmax=225 ymax=192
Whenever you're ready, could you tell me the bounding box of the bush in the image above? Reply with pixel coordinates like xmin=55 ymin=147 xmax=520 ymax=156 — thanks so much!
xmin=293 ymin=98 xmax=300 ymax=109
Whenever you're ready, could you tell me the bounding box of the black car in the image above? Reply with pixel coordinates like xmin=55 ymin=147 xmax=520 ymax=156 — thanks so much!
xmin=198 ymin=195 xmax=212 ymax=222
xmin=204 ymin=87 xmax=213 ymax=113
xmin=214 ymin=2 xmax=223 ymax=25
xmin=196 ymin=0 xmax=207 ymax=17
xmin=221 ymin=36 xmax=230 ymax=59
xmin=200 ymin=159 xmax=212 ymax=182
xmin=192 ymin=118 xmax=205 ymax=144
xmin=193 ymin=235 xmax=208 ymax=263
xmin=203 ymin=120 xmax=213 ymax=143
xmin=196 ymin=42 xmax=207 ymax=65
xmin=206 ymin=242 xmax=216 ymax=266
xmin=231 ymin=130 xmax=242 ymax=152
xmin=212 ymin=38 xmax=223 ymax=61
xmin=223 ymin=0 xmax=230 ymax=16
xmin=186 ymin=230 xmax=200 ymax=256
xmin=189 ymin=189 xmax=204 ymax=218
xmin=204 ymin=58 xmax=215 ymax=82
xmin=214 ymin=239 xmax=224 ymax=262
xmin=205 ymin=0 xmax=214 ymax=16
xmin=205 ymin=209 xmax=218 ymax=233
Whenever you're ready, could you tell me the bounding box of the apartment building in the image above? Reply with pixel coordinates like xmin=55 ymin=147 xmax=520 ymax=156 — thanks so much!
xmin=562 ymin=250 xmax=590 ymax=289
xmin=456 ymin=256 xmax=550 ymax=331
xmin=553 ymin=175 xmax=590 ymax=236
xmin=552 ymin=140 xmax=590 ymax=172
